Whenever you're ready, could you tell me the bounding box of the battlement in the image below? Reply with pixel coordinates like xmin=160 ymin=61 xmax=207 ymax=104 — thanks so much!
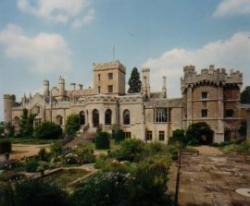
xmin=93 ymin=60 xmax=126 ymax=73
xmin=181 ymin=65 xmax=242 ymax=92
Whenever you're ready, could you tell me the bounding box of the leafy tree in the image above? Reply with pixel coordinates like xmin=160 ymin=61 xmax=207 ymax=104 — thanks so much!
xmin=186 ymin=122 xmax=214 ymax=145
xmin=34 ymin=122 xmax=62 ymax=139
xmin=241 ymin=86 xmax=250 ymax=104
xmin=128 ymin=67 xmax=142 ymax=93
xmin=113 ymin=129 xmax=125 ymax=143
xmin=0 ymin=122 xmax=5 ymax=138
xmin=18 ymin=108 xmax=36 ymax=137
xmin=0 ymin=182 xmax=14 ymax=206
xmin=170 ymin=129 xmax=187 ymax=146
xmin=65 ymin=114 xmax=80 ymax=136
xmin=0 ymin=139 xmax=12 ymax=154
xmin=95 ymin=132 xmax=110 ymax=149
xmin=14 ymin=180 xmax=69 ymax=206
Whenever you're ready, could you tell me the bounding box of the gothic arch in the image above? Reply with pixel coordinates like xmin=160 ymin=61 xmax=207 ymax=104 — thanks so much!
xmin=79 ymin=111 xmax=85 ymax=125
xmin=105 ymin=109 xmax=112 ymax=125
xmin=92 ymin=109 xmax=99 ymax=127
xmin=123 ymin=109 xmax=130 ymax=125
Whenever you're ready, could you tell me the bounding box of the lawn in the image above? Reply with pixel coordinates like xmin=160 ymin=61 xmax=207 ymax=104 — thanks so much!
xmin=8 ymin=137 xmax=58 ymax=145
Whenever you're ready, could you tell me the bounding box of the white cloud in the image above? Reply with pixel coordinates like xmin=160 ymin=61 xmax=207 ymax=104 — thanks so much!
xmin=0 ymin=24 xmax=72 ymax=73
xmin=72 ymin=9 xmax=95 ymax=28
xmin=17 ymin=0 xmax=94 ymax=27
xmin=213 ymin=0 xmax=250 ymax=17
xmin=143 ymin=32 xmax=250 ymax=97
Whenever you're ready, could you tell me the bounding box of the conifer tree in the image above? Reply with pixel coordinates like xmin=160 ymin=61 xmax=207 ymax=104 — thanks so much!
xmin=241 ymin=86 xmax=250 ymax=104
xmin=128 ymin=67 xmax=142 ymax=93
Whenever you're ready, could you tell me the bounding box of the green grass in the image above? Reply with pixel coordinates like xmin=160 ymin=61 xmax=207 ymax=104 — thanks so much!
xmin=8 ymin=137 xmax=58 ymax=145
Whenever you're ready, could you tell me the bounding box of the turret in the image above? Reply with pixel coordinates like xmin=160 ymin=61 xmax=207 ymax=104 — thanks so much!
xmin=141 ymin=68 xmax=151 ymax=98
xmin=58 ymin=76 xmax=65 ymax=96
xmin=161 ymin=76 xmax=167 ymax=98
xmin=3 ymin=94 xmax=15 ymax=124
xmin=43 ymin=80 xmax=50 ymax=97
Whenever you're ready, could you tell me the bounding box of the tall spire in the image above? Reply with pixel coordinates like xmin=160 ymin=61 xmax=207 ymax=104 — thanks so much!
xmin=162 ymin=76 xmax=167 ymax=98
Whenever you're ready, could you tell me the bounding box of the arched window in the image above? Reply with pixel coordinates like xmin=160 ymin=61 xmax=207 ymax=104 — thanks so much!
xmin=105 ymin=109 xmax=112 ymax=125
xmin=56 ymin=115 xmax=63 ymax=126
xmin=123 ymin=110 xmax=130 ymax=125
xmin=79 ymin=111 xmax=85 ymax=125
xmin=13 ymin=116 xmax=20 ymax=128
xmin=92 ymin=109 xmax=99 ymax=127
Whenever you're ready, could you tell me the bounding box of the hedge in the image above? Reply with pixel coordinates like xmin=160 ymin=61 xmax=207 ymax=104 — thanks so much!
xmin=0 ymin=140 xmax=12 ymax=154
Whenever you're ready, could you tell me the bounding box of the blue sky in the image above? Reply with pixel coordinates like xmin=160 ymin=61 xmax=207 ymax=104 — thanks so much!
xmin=0 ymin=0 xmax=250 ymax=121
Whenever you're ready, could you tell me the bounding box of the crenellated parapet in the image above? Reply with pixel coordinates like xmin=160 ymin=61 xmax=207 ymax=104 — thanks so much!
xmin=181 ymin=65 xmax=243 ymax=92
xmin=93 ymin=60 xmax=126 ymax=73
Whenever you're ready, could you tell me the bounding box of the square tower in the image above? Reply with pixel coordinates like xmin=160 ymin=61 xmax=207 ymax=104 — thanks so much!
xmin=93 ymin=61 xmax=126 ymax=95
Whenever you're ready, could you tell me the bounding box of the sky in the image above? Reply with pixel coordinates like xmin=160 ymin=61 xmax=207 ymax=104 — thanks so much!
xmin=0 ymin=0 xmax=250 ymax=121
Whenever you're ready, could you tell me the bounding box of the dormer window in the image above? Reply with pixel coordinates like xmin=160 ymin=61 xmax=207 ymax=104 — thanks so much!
xmin=202 ymin=92 xmax=208 ymax=99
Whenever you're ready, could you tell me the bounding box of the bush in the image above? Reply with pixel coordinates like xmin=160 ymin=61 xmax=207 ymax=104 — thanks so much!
xmin=50 ymin=142 xmax=63 ymax=156
xmin=71 ymin=172 xmax=132 ymax=206
xmin=25 ymin=158 xmax=39 ymax=172
xmin=0 ymin=182 xmax=14 ymax=206
xmin=186 ymin=122 xmax=214 ymax=145
xmin=111 ymin=139 xmax=145 ymax=162
xmin=95 ymin=132 xmax=110 ymax=149
xmin=34 ymin=122 xmax=62 ymax=139
xmin=0 ymin=139 xmax=12 ymax=154
xmin=38 ymin=148 xmax=50 ymax=161
xmin=113 ymin=129 xmax=125 ymax=143
xmin=170 ymin=129 xmax=187 ymax=146
xmin=14 ymin=180 xmax=69 ymax=206
xmin=74 ymin=143 xmax=95 ymax=164
xmin=223 ymin=142 xmax=250 ymax=154
xmin=65 ymin=114 xmax=80 ymax=136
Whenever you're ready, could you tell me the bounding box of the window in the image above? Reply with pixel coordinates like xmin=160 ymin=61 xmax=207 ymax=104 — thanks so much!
xmin=108 ymin=85 xmax=113 ymax=93
xmin=225 ymin=109 xmax=234 ymax=117
xmin=79 ymin=111 xmax=85 ymax=125
xmin=92 ymin=109 xmax=99 ymax=127
xmin=146 ymin=131 xmax=152 ymax=141
xmin=108 ymin=73 xmax=113 ymax=80
xmin=56 ymin=115 xmax=63 ymax=126
xmin=201 ymin=109 xmax=208 ymax=117
xmin=98 ymin=86 xmax=101 ymax=94
xmin=124 ymin=132 xmax=131 ymax=138
xmin=202 ymin=92 xmax=208 ymax=99
xmin=123 ymin=110 xmax=130 ymax=125
xmin=105 ymin=109 xmax=112 ymax=125
xmin=98 ymin=74 xmax=101 ymax=81
xmin=155 ymin=108 xmax=168 ymax=123
xmin=159 ymin=131 xmax=165 ymax=141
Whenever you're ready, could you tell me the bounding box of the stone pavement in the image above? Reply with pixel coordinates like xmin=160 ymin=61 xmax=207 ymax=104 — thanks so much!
xmin=177 ymin=147 xmax=250 ymax=206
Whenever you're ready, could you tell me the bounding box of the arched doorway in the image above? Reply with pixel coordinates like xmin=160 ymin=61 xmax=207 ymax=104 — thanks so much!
xmin=105 ymin=109 xmax=112 ymax=125
xmin=123 ymin=109 xmax=130 ymax=125
xmin=79 ymin=111 xmax=85 ymax=125
xmin=56 ymin=115 xmax=63 ymax=126
xmin=92 ymin=109 xmax=99 ymax=127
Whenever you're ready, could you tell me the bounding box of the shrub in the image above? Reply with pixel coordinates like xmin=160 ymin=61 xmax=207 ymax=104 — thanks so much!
xmin=223 ymin=142 xmax=250 ymax=154
xmin=25 ymin=158 xmax=39 ymax=172
xmin=14 ymin=180 xmax=69 ymax=206
xmin=74 ymin=143 xmax=95 ymax=164
xmin=18 ymin=108 xmax=36 ymax=137
xmin=0 ymin=139 xmax=12 ymax=154
xmin=186 ymin=122 xmax=214 ymax=145
xmin=50 ymin=142 xmax=63 ymax=156
xmin=111 ymin=139 xmax=145 ymax=162
xmin=34 ymin=122 xmax=62 ymax=139
xmin=38 ymin=148 xmax=50 ymax=161
xmin=64 ymin=153 xmax=79 ymax=165
xmin=170 ymin=129 xmax=187 ymax=146
xmin=0 ymin=182 xmax=14 ymax=206
xmin=71 ymin=172 xmax=132 ymax=206
xmin=113 ymin=129 xmax=125 ymax=143
xmin=65 ymin=114 xmax=80 ymax=136
xmin=95 ymin=132 xmax=110 ymax=149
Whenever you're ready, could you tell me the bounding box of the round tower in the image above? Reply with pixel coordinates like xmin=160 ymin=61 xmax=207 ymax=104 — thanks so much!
xmin=43 ymin=80 xmax=50 ymax=97
xmin=3 ymin=94 xmax=14 ymax=124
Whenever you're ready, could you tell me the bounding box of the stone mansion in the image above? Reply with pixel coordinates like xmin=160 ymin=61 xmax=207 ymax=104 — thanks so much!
xmin=3 ymin=61 xmax=250 ymax=143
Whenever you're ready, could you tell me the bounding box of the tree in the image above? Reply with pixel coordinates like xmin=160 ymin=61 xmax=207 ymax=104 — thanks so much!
xmin=34 ymin=122 xmax=62 ymax=139
xmin=95 ymin=132 xmax=110 ymax=149
xmin=169 ymin=129 xmax=187 ymax=146
xmin=0 ymin=122 xmax=5 ymax=138
xmin=65 ymin=114 xmax=80 ymax=136
xmin=18 ymin=108 xmax=36 ymax=137
xmin=128 ymin=67 xmax=142 ymax=93
xmin=186 ymin=122 xmax=214 ymax=145
xmin=241 ymin=86 xmax=250 ymax=104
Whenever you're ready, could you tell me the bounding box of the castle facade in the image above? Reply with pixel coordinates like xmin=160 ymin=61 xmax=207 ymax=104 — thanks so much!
xmin=3 ymin=61 xmax=250 ymax=143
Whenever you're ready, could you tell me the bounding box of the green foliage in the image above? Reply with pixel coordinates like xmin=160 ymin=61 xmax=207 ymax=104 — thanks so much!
xmin=65 ymin=114 xmax=80 ymax=136
xmin=74 ymin=143 xmax=95 ymax=164
xmin=239 ymin=120 xmax=247 ymax=137
xmin=18 ymin=108 xmax=36 ymax=137
xmin=14 ymin=180 xmax=69 ymax=206
xmin=38 ymin=148 xmax=50 ymax=161
xmin=5 ymin=122 xmax=15 ymax=137
xmin=113 ymin=129 xmax=125 ymax=143
xmin=128 ymin=67 xmax=142 ymax=93
xmin=0 ymin=122 xmax=5 ymax=138
xmin=71 ymin=172 xmax=131 ymax=206
xmin=0 ymin=182 xmax=14 ymax=206
xmin=111 ymin=139 xmax=145 ymax=162
xmin=34 ymin=122 xmax=62 ymax=139
xmin=50 ymin=142 xmax=63 ymax=156
xmin=240 ymin=86 xmax=250 ymax=103
xmin=0 ymin=139 xmax=12 ymax=154
xmin=25 ymin=158 xmax=39 ymax=172
xmin=95 ymin=132 xmax=110 ymax=149
xmin=223 ymin=142 xmax=250 ymax=155
xmin=186 ymin=122 xmax=214 ymax=145
xmin=170 ymin=129 xmax=187 ymax=146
